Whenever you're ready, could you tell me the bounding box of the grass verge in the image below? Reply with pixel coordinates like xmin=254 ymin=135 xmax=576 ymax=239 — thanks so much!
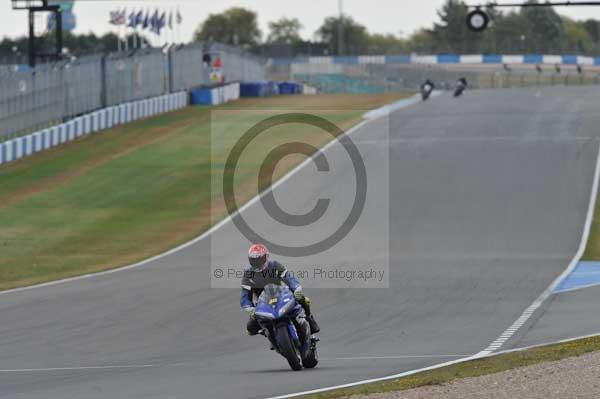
xmin=583 ymin=188 xmax=600 ymax=259
xmin=0 ymin=93 xmax=410 ymax=290
xmin=301 ymin=335 xmax=600 ymax=398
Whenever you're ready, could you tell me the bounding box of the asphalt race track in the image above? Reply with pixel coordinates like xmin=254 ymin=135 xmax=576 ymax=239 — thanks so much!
xmin=517 ymin=285 xmax=600 ymax=348
xmin=1 ymin=87 xmax=600 ymax=399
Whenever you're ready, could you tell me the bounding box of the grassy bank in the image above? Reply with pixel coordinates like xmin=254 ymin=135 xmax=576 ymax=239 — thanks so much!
xmin=0 ymin=93 xmax=410 ymax=290
xmin=301 ymin=335 xmax=600 ymax=399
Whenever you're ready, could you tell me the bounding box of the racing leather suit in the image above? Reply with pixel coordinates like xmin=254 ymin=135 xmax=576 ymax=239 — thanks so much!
xmin=240 ymin=260 xmax=320 ymax=334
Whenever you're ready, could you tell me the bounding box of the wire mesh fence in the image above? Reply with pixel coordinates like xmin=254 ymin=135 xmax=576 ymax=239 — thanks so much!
xmin=0 ymin=42 xmax=266 ymax=141
xmin=281 ymin=62 xmax=600 ymax=94
xmin=64 ymin=55 xmax=103 ymax=117
xmin=169 ymin=42 xmax=210 ymax=93
xmin=0 ymin=62 xmax=65 ymax=139
xmin=210 ymin=42 xmax=266 ymax=83
xmin=104 ymin=49 xmax=167 ymax=106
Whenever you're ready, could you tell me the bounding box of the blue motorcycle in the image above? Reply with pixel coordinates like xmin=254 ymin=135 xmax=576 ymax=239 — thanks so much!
xmin=255 ymin=284 xmax=318 ymax=371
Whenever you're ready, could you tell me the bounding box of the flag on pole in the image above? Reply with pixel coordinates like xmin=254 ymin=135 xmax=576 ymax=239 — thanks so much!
xmin=142 ymin=10 xmax=150 ymax=29
xmin=111 ymin=8 xmax=127 ymax=26
xmin=176 ymin=8 xmax=183 ymax=25
xmin=127 ymin=10 xmax=136 ymax=28
xmin=135 ymin=10 xmax=144 ymax=27
xmin=109 ymin=10 xmax=121 ymax=25
xmin=113 ymin=8 xmax=127 ymax=52
xmin=157 ymin=12 xmax=166 ymax=35
xmin=150 ymin=9 xmax=159 ymax=34
xmin=168 ymin=11 xmax=173 ymax=30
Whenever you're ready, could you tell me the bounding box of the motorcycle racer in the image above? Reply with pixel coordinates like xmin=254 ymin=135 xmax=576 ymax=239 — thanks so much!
xmin=240 ymin=244 xmax=320 ymax=335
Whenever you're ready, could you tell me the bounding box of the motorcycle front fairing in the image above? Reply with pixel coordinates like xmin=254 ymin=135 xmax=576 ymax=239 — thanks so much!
xmin=255 ymin=284 xmax=300 ymax=320
xmin=255 ymin=284 xmax=303 ymax=348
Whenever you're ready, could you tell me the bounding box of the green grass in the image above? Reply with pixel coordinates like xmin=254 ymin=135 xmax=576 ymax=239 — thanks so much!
xmin=583 ymin=190 xmax=600 ymax=259
xmin=0 ymin=93 xmax=411 ymax=290
xmin=300 ymin=335 xmax=600 ymax=399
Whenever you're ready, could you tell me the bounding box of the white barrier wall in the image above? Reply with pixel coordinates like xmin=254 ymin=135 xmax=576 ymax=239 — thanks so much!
xmin=278 ymin=54 xmax=600 ymax=66
xmin=211 ymin=82 xmax=240 ymax=105
xmin=302 ymin=85 xmax=318 ymax=95
xmin=0 ymin=91 xmax=187 ymax=166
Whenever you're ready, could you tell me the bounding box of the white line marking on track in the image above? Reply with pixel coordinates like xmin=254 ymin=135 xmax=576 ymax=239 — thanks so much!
xmin=264 ymin=354 xmax=483 ymax=399
xmin=500 ymin=332 xmax=600 ymax=354
xmin=322 ymin=355 xmax=469 ymax=361
xmin=0 ymin=355 xmax=472 ymax=374
xmin=0 ymin=94 xmax=424 ymax=297
xmin=355 ymin=136 xmax=594 ymax=145
xmin=553 ymin=281 xmax=600 ymax=294
xmin=266 ymin=332 xmax=600 ymax=399
xmin=476 ymin=141 xmax=600 ymax=356
xmin=362 ymin=91 xmax=440 ymax=120
xmin=0 ymin=362 xmax=196 ymax=373
xmin=0 ymin=364 xmax=157 ymax=373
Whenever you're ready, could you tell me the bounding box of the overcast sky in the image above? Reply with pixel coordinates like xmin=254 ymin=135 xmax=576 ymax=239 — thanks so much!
xmin=3 ymin=1 xmax=600 ymax=43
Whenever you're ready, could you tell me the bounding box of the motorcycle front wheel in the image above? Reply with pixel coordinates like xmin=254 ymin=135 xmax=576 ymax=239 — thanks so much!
xmin=276 ymin=325 xmax=302 ymax=371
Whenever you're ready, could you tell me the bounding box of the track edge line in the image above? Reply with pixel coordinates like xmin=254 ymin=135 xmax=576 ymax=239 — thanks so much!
xmin=477 ymin=139 xmax=600 ymax=355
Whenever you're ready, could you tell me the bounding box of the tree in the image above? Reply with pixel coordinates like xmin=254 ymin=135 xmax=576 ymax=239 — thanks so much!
xmin=563 ymin=18 xmax=593 ymax=53
xmin=582 ymin=19 xmax=600 ymax=42
xmin=194 ymin=7 xmax=262 ymax=49
xmin=267 ymin=17 xmax=303 ymax=44
xmin=0 ymin=32 xmax=127 ymax=60
xmin=367 ymin=33 xmax=408 ymax=54
xmin=520 ymin=0 xmax=565 ymax=53
xmin=582 ymin=19 xmax=600 ymax=52
xmin=406 ymin=29 xmax=437 ymax=53
xmin=431 ymin=0 xmax=482 ymax=53
xmin=474 ymin=6 xmax=506 ymax=54
xmin=489 ymin=10 xmax=528 ymax=53
xmin=315 ymin=16 xmax=369 ymax=55
xmin=400 ymin=0 xmax=594 ymax=55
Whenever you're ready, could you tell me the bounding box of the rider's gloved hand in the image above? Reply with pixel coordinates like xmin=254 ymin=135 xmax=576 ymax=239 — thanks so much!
xmin=244 ymin=306 xmax=256 ymax=318
xmin=294 ymin=287 xmax=305 ymax=301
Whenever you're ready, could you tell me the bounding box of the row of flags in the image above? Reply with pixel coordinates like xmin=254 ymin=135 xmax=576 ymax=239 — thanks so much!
xmin=109 ymin=9 xmax=182 ymax=35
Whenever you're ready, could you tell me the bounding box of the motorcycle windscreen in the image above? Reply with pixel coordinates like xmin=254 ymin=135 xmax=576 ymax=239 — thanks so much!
xmin=255 ymin=284 xmax=296 ymax=319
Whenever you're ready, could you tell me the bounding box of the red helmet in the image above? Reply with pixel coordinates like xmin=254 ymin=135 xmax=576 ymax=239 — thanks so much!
xmin=248 ymin=244 xmax=269 ymax=271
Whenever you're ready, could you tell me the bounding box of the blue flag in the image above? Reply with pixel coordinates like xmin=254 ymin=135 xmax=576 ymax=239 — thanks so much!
xmin=142 ymin=10 xmax=150 ymax=29
xmin=135 ymin=10 xmax=144 ymax=27
xmin=150 ymin=9 xmax=159 ymax=34
xmin=127 ymin=11 xmax=136 ymax=28
xmin=157 ymin=12 xmax=166 ymax=34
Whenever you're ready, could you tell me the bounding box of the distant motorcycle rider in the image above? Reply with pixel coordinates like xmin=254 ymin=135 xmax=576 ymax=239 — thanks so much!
xmin=454 ymin=77 xmax=467 ymax=97
xmin=420 ymin=79 xmax=435 ymax=101
xmin=240 ymin=244 xmax=320 ymax=335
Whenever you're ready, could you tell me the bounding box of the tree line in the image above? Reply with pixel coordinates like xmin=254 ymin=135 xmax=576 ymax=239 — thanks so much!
xmin=193 ymin=1 xmax=600 ymax=56
xmin=2 ymin=0 xmax=600 ymax=61
xmin=0 ymin=32 xmax=129 ymax=62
